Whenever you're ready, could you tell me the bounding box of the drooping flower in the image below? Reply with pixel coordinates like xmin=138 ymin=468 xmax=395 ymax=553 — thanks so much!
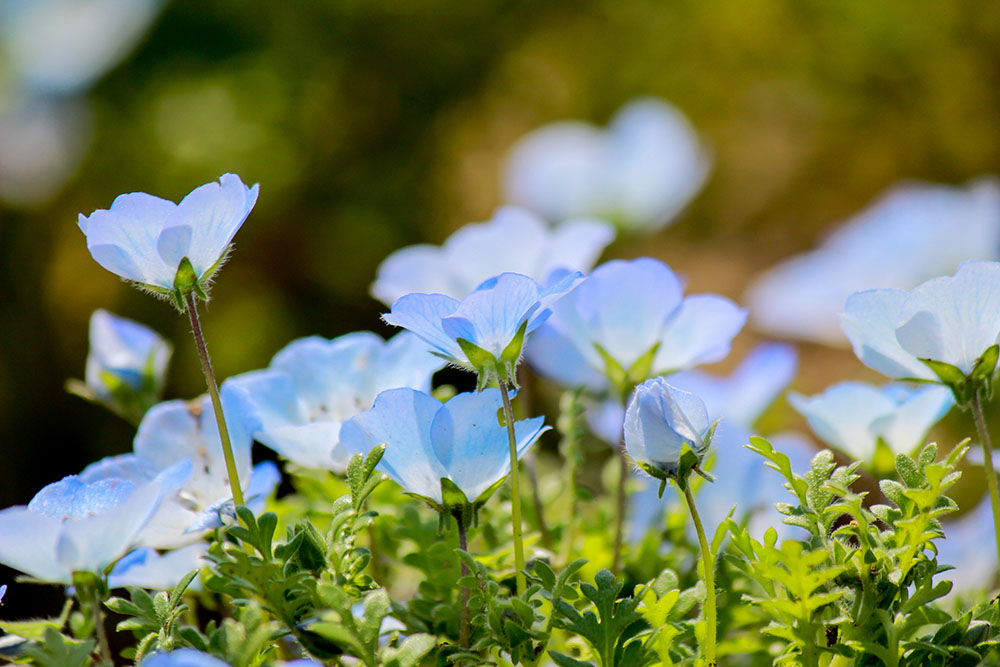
xmin=340 ymin=388 xmax=548 ymax=509
xmin=503 ymin=97 xmax=710 ymax=232
xmin=746 ymin=179 xmax=1000 ymax=344
xmin=223 ymin=331 xmax=443 ymax=471
xmin=789 ymin=382 xmax=954 ymax=463
xmin=624 ymin=377 xmax=714 ymax=479
xmin=141 ymin=649 xmax=230 ymax=667
xmin=78 ymin=173 xmax=258 ymax=303
xmin=527 ymin=258 xmax=746 ymax=394
xmin=108 ymin=543 xmax=208 ymax=591
xmin=81 ymin=395 xmax=280 ymax=549
xmin=371 ymin=206 xmax=614 ymax=306
xmin=0 ymin=468 xmax=187 ymax=583
xmin=384 ymin=271 xmax=581 ymax=385
xmin=840 ymin=260 xmax=1000 ymax=385
xmin=67 ymin=309 xmax=172 ymax=423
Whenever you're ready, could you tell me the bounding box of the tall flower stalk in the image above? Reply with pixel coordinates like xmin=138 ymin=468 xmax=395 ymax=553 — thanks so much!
xmin=499 ymin=381 xmax=527 ymax=594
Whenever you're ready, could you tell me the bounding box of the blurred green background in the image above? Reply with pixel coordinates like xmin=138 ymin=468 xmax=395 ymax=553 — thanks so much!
xmin=2 ymin=0 xmax=1000 ymax=515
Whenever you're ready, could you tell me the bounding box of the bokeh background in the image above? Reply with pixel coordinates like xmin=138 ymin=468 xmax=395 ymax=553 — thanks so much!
xmin=2 ymin=0 xmax=1000 ymax=615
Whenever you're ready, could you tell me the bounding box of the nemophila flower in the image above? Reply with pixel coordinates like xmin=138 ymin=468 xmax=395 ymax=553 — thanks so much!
xmin=384 ymin=271 xmax=582 ymax=385
xmin=78 ymin=173 xmax=258 ymax=305
xmin=340 ymin=388 xmax=548 ymax=511
xmin=0 ymin=468 xmax=187 ymax=583
xmin=789 ymin=382 xmax=954 ymax=463
xmin=936 ymin=498 xmax=997 ymax=594
xmin=108 ymin=543 xmax=208 ymax=590
xmin=0 ymin=584 xmax=5 ymax=603
xmin=224 ymin=331 xmax=443 ymax=471
xmin=527 ymin=258 xmax=746 ymax=395
xmin=746 ymin=179 xmax=1000 ymax=344
xmin=841 ymin=260 xmax=1000 ymax=389
xmin=624 ymin=377 xmax=715 ymax=481
xmin=504 ymin=97 xmax=710 ymax=232
xmin=371 ymin=206 xmax=614 ymax=306
xmin=66 ymin=309 xmax=172 ymax=423
xmin=141 ymin=649 xmax=229 ymax=667
xmin=81 ymin=395 xmax=280 ymax=549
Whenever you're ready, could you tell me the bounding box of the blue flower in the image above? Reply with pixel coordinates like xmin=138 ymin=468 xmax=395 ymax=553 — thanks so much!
xmin=384 ymin=271 xmax=582 ymax=384
xmin=68 ymin=309 xmax=171 ymax=422
xmin=108 ymin=544 xmax=208 ymax=591
xmin=503 ymin=97 xmax=710 ymax=232
xmin=936 ymin=498 xmax=997 ymax=595
xmin=81 ymin=395 xmax=280 ymax=548
xmin=746 ymin=179 xmax=1000 ymax=344
xmin=0 ymin=584 xmax=5 ymax=603
xmin=0 ymin=468 xmax=187 ymax=583
xmin=372 ymin=206 xmax=614 ymax=305
xmin=841 ymin=260 xmax=1000 ymax=380
xmin=141 ymin=649 xmax=230 ymax=666
xmin=527 ymin=258 xmax=746 ymax=393
xmin=624 ymin=377 xmax=714 ymax=478
xmin=340 ymin=388 xmax=548 ymax=507
xmin=223 ymin=332 xmax=443 ymax=471
xmin=789 ymin=382 xmax=954 ymax=463
xmin=78 ymin=173 xmax=258 ymax=299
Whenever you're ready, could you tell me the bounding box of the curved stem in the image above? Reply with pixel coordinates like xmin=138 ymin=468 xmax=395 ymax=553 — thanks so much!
xmin=682 ymin=482 xmax=716 ymax=666
xmin=457 ymin=515 xmax=471 ymax=648
xmin=499 ymin=381 xmax=526 ymax=595
xmin=184 ymin=293 xmax=244 ymax=506
xmin=971 ymin=389 xmax=1000 ymax=573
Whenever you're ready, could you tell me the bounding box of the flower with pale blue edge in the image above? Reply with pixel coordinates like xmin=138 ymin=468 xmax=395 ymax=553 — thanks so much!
xmin=340 ymin=387 xmax=548 ymax=511
xmin=372 ymin=206 xmax=614 ymax=306
xmin=223 ymin=331 xmax=443 ymax=471
xmin=936 ymin=498 xmax=997 ymax=595
xmin=384 ymin=271 xmax=582 ymax=386
xmin=67 ymin=309 xmax=172 ymax=423
xmin=0 ymin=584 xmax=5 ymax=603
xmin=141 ymin=649 xmax=230 ymax=666
xmin=0 ymin=466 xmax=188 ymax=583
xmin=81 ymin=394 xmax=280 ymax=549
xmin=624 ymin=377 xmax=715 ymax=482
xmin=528 ymin=258 xmax=747 ymax=395
xmin=78 ymin=173 xmax=258 ymax=305
xmin=108 ymin=543 xmax=208 ymax=591
xmin=789 ymin=382 xmax=954 ymax=464
xmin=841 ymin=260 xmax=1000 ymax=394
xmin=504 ymin=97 xmax=710 ymax=232
xmin=747 ymin=178 xmax=1000 ymax=344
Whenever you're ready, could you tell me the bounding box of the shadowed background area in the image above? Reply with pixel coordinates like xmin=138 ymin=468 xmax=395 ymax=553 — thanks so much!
xmin=2 ymin=0 xmax=1000 ymax=616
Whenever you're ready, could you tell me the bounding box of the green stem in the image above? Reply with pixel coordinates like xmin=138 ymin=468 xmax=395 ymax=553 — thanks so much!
xmin=457 ymin=514 xmax=471 ymax=648
xmin=499 ymin=381 xmax=527 ymax=595
xmin=184 ymin=293 xmax=244 ymax=506
xmin=681 ymin=482 xmax=716 ymax=666
xmin=971 ymin=389 xmax=1000 ymax=573
xmin=91 ymin=597 xmax=111 ymax=665
xmin=612 ymin=439 xmax=628 ymax=573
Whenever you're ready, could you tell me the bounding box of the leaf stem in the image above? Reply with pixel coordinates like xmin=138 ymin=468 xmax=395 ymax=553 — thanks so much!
xmin=92 ymin=597 xmax=111 ymax=664
xmin=971 ymin=389 xmax=1000 ymax=573
xmin=682 ymin=482 xmax=716 ymax=666
xmin=499 ymin=381 xmax=527 ymax=594
xmin=457 ymin=514 xmax=471 ymax=649
xmin=184 ymin=293 xmax=244 ymax=506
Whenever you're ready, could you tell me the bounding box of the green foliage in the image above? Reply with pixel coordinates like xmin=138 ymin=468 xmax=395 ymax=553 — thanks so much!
xmin=23 ymin=627 xmax=96 ymax=667
xmin=105 ymin=569 xmax=199 ymax=661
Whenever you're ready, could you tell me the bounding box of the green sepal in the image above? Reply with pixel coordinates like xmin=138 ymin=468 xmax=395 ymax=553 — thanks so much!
xmin=457 ymin=337 xmax=498 ymax=373
xmin=440 ymin=477 xmax=471 ymax=509
xmin=471 ymin=475 xmax=507 ymax=508
xmin=675 ymin=443 xmax=703 ymax=491
xmin=593 ymin=342 xmax=628 ymax=397
xmin=499 ymin=320 xmax=528 ymax=367
xmin=919 ymin=358 xmax=973 ymax=406
xmin=636 ymin=460 xmax=670 ymax=483
xmin=627 ymin=342 xmax=660 ymax=385
xmin=972 ymin=344 xmax=999 ymax=381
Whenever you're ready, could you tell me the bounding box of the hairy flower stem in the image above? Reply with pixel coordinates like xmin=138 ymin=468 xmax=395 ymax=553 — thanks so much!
xmin=612 ymin=439 xmax=628 ymax=573
xmin=457 ymin=514 xmax=471 ymax=648
xmin=184 ymin=293 xmax=244 ymax=506
xmin=971 ymin=389 xmax=1000 ymax=572
xmin=682 ymin=482 xmax=716 ymax=666
xmin=499 ymin=381 xmax=527 ymax=595
xmin=91 ymin=598 xmax=111 ymax=664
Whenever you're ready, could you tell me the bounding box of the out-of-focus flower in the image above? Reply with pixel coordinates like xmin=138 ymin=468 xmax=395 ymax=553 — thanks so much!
xmin=0 ymin=584 xmax=5 ymax=603
xmin=504 ymin=97 xmax=710 ymax=232
xmin=141 ymin=649 xmax=229 ymax=667
xmin=371 ymin=206 xmax=614 ymax=306
xmin=224 ymin=332 xmax=443 ymax=471
xmin=78 ymin=174 xmax=258 ymax=299
xmin=81 ymin=395 xmax=280 ymax=549
xmin=624 ymin=377 xmax=713 ymax=478
xmin=528 ymin=258 xmax=746 ymax=394
xmin=66 ymin=309 xmax=172 ymax=423
xmin=841 ymin=260 xmax=1000 ymax=382
xmin=108 ymin=543 xmax=208 ymax=590
xmin=0 ymin=468 xmax=186 ymax=583
xmin=384 ymin=271 xmax=581 ymax=385
xmin=340 ymin=388 xmax=547 ymax=509
xmin=746 ymin=179 xmax=1000 ymax=344
xmin=789 ymin=382 xmax=953 ymax=463
xmin=935 ymin=498 xmax=997 ymax=594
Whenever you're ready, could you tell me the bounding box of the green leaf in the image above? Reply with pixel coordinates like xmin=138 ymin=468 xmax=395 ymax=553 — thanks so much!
xmin=457 ymin=337 xmax=498 ymax=372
